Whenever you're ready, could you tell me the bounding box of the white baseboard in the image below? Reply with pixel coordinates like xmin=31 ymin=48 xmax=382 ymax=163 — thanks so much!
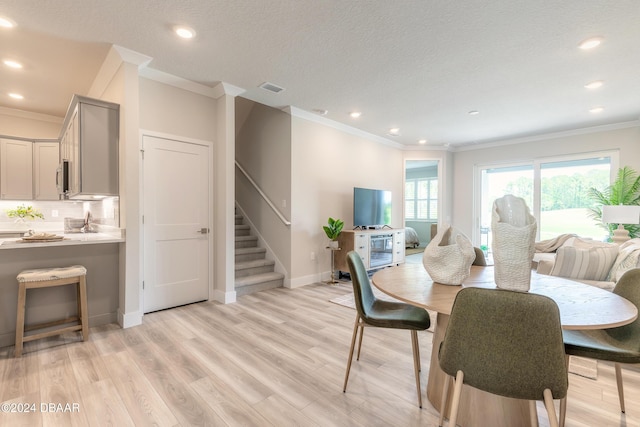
xmin=118 ymin=309 xmax=143 ymax=328
xmin=212 ymin=289 xmax=236 ymax=304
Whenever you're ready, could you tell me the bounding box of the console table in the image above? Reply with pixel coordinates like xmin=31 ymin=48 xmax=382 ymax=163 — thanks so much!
xmin=334 ymin=229 xmax=405 ymax=274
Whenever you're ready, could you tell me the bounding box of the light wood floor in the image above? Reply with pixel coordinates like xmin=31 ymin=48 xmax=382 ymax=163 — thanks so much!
xmin=1 ymin=281 xmax=639 ymax=427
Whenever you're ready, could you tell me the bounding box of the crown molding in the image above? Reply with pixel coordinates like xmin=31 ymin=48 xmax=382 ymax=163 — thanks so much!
xmin=453 ymin=120 xmax=640 ymax=152
xmin=0 ymin=106 xmax=63 ymax=122
xmin=139 ymin=67 xmax=245 ymax=99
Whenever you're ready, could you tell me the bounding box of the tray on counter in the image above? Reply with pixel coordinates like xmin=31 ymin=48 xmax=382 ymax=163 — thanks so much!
xmin=20 ymin=234 xmax=65 ymax=243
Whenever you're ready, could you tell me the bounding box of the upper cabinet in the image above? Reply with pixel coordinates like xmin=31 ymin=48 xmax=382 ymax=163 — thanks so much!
xmin=0 ymin=138 xmax=60 ymax=201
xmin=59 ymin=95 xmax=119 ymax=200
xmin=34 ymin=142 xmax=60 ymax=200
xmin=0 ymin=138 xmax=33 ymax=200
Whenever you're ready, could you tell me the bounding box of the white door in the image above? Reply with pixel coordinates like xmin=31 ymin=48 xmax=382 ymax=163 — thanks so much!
xmin=143 ymin=135 xmax=210 ymax=313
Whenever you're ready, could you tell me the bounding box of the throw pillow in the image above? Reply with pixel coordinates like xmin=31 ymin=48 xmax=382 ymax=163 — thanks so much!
xmin=550 ymin=245 xmax=618 ymax=282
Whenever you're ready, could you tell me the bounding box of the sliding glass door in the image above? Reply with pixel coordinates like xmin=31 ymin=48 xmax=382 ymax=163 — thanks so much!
xmin=477 ymin=152 xmax=617 ymax=255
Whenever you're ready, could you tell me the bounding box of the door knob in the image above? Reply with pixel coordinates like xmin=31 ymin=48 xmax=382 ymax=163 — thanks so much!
xmin=197 ymin=228 xmax=209 ymax=234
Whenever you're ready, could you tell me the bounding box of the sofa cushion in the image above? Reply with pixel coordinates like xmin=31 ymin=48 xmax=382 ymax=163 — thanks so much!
xmin=550 ymin=244 xmax=618 ymax=282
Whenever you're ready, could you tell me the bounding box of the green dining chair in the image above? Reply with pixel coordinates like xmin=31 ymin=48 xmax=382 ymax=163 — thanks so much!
xmin=561 ymin=267 xmax=640 ymax=425
xmin=343 ymin=251 xmax=431 ymax=407
xmin=438 ymin=287 xmax=568 ymax=427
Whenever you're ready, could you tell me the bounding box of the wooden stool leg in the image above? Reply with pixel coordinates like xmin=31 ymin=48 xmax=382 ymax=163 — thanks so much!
xmin=78 ymin=275 xmax=89 ymax=341
xmin=15 ymin=283 xmax=26 ymax=357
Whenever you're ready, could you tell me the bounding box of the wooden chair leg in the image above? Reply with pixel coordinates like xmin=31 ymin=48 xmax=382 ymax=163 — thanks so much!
xmin=356 ymin=324 xmax=365 ymax=360
xmin=410 ymin=330 xmax=422 ymax=408
xmin=343 ymin=314 xmax=361 ymax=392
xmin=78 ymin=275 xmax=89 ymax=341
xmin=543 ymin=389 xmax=559 ymax=427
xmin=439 ymin=376 xmax=451 ymax=427
xmin=559 ymin=355 xmax=570 ymax=427
xmin=529 ymin=400 xmax=539 ymax=427
xmin=448 ymin=370 xmax=464 ymax=427
xmin=14 ymin=283 xmax=26 ymax=357
xmin=615 ymin=363 xmax=625 ymax=413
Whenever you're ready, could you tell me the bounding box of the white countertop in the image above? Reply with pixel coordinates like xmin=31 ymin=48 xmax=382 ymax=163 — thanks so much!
xmin=0 ymin=230 xmax=124 ymax=249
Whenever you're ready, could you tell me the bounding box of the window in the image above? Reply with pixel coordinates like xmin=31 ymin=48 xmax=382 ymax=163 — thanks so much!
xmin=476 ymin=151 xmax=617 ymax=252
xmin=405 ymin=178 xmax=438 ymax=220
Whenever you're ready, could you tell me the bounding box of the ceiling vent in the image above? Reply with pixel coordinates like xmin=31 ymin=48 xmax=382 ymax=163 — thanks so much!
xmin=259 ymin=82 xmax=285 ymax=93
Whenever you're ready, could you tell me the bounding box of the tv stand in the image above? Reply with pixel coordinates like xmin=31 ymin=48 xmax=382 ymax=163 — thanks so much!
xmin=334 ymin=229 xmax=405 ymax=274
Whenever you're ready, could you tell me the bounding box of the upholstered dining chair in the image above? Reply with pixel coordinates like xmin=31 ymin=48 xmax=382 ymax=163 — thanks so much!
xmin=561 ymin=267 xmax=640 ymax=425
xmin=438 ymin=287 xmax=568 ymax=427
xmin=343 ymin=251 xmax=431 ymax=407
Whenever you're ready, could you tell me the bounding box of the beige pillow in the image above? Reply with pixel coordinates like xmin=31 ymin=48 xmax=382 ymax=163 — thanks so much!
xmin=550 ymin=245 xmax=618 ymax=281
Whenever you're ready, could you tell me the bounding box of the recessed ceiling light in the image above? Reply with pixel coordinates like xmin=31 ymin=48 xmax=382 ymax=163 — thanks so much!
xmin=350 ymin=111 xmax=362 ymax=118
xmin=579 ymin=37 xmax=603 ymax=50
xmin=9 ymin=93 xmax=24 ymax=100
xmin=387 ymin=128 xmax=400 ymax=136
xmin=584 ymin=80 xmax=603 ymax=89
xmin=174 ymin=25 xmax=196 ymax=39
xmin=418 ymin=139 xmax=427 ymax=144
xmin=468 ymin=110 xmax=480 ymax=115
xmin=3 ymin=59 xmax=23 ymax=69
xmin=589 ymin=106 xmax=604 ymax=114
xmin=0 ymin=16 xmax=16 ymax=28
xmin=312 ymin=109 xmax=328 ymax=116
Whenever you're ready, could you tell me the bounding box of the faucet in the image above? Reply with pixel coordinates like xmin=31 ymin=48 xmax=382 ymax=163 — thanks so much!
xmin=82 ymin=211 xmax=93 ymax=233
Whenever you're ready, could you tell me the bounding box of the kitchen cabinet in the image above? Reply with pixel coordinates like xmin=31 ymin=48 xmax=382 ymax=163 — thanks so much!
xmin=34 ymin=142 xmax=60 ymax=200
xmin=59 ymin=95 xmax=119 ymax=199
xmin=0 ymin=138 xmax=33 ymax=199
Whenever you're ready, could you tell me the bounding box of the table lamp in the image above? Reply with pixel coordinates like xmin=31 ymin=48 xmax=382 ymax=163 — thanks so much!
xmin=601 ymin=205 xmax=640 ymax=244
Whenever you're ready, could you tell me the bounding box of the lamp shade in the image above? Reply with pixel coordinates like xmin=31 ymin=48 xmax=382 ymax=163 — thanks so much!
xmin=602 ymin=205 xmax=640 ymax=225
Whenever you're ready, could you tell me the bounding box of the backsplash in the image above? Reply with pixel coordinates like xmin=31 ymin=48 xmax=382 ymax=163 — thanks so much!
xmin=0 ymin=198 xmax=119 ymax=231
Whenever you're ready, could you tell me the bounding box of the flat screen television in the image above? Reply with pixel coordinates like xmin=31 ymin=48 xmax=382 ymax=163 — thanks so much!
xmin=353 ymin=187 xmax=392 ymax=228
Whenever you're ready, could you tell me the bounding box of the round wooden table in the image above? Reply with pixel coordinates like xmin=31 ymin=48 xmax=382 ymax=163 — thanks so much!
xmin=371 ymin=263 xmax=638 ymax=427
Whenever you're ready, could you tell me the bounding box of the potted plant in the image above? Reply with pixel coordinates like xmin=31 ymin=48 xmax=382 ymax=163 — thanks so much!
xmin=5 ymin=204 xmax=45 ymax=222
xmin=323 ymin=217 xmax=344 ymax=249
xmin=588 ymin=166 xmax=640 ymax=239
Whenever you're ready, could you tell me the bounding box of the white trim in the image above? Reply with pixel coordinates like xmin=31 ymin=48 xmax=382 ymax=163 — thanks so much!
xmin=213 ymin=289 xmax=236 ymax=304
xmin=289 ymin=273 xmax=322 ymax=288
xmin=454 ymin=120 xmax=640 ymax=152
xmin=0 ymin=106 xmax=63 ymax=123
xmin=118 ymin=308 xmax=143 ymax=328
xmin=286 ymin=106 xmax=405 ymax=149
xmin=139 ymin=67 xmax=245 ymax=99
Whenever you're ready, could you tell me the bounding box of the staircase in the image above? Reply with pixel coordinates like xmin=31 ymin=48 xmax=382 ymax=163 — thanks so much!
xmin=235 ymin=213 xmax=285 ymax=296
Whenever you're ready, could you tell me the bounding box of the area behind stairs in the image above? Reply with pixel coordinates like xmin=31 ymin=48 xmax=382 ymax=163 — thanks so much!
xmin=235 ymin=213 xmax=285 ymax=296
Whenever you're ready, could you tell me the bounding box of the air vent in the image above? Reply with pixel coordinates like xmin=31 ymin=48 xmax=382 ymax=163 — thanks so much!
xmin=259 ymin=82 xmax=285 ymax=93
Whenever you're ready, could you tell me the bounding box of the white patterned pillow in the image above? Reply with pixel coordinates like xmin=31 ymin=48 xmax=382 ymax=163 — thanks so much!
xmin=550 ymin=245 xmax=618 ymax=281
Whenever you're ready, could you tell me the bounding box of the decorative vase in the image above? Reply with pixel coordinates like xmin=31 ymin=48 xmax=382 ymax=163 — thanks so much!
xmin=422 ymin=224 xmax=475 ymax=285
xmin=491 ymin=194 xmax=537 ymax=291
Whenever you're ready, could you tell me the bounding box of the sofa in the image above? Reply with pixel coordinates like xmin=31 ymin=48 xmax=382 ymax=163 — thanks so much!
xmin=534 ymin=234 xmax=640 ymax=291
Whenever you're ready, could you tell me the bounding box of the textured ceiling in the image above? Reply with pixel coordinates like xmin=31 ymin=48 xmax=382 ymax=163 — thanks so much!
xmin=1 ymin=0 xmax=640 ymax=148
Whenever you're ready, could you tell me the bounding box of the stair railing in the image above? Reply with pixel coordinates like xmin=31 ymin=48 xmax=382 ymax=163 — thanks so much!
xmin=235 ymin=161 xmax=291 ymax=226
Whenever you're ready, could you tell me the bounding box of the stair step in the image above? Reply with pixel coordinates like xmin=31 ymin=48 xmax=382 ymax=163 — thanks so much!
xmin=235 ymin=272 xmax=284 ymax=296
xmin=235 ymin=214 xmax=243 ymax=225
xmin=235 ymin=247 xmax=267 ymax=262
xmin=235 ymin=224 xmax=250 ymax=236
xmin=235 ymin=259 xmax=276 ymax=278
xmin=235 ymin=235 xmax=258 ymax=249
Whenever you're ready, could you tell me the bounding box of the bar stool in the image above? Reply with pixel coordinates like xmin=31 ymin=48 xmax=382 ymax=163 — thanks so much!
xmin=15 ymin=265 xmax=89 ymax=357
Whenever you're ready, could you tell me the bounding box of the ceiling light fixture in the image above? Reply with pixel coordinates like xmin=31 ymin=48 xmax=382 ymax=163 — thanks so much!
xmin=418 ymin=139 xmax=427 ymax=144
xmin=578 ymin=37 xmax=603 ymax=50
xmin=387 ymin=128 xmax=400 ymax=136
xmin=9 ymin=93 xmax=24 ymax=100
xmin=350 ymin=111 xmax=361 ymax=118
xmin=0 ymin=16 xmax=16 ymax=28
xmin=3 ymin=59 xmax=23 ymax=69
xmin=584 ymin=80 xmax=603 ymax=89
xmin=589 ymin=106 xmax=604 ymax=114
xmin=468 ymin=110 xmax=480 ymax=115
xmin=174 ymin=25 xmax=196 ymax=39
xmin=312 ymin=109 xmax=328 ymax=116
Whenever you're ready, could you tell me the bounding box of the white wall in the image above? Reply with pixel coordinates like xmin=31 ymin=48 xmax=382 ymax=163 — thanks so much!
xmin=139 ymin=78 xmax=217 ymax=141
xmin=290 ymin=117 xmax=404 ymax=285
xmin=0 ymin=107 xmax=62 ymax=139
xmin=452 ymin=124 xmax=640 ymax=242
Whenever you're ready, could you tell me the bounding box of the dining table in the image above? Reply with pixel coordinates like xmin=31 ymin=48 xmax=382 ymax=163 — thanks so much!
xmin=371 ymin=263 xmax=638 ymax=427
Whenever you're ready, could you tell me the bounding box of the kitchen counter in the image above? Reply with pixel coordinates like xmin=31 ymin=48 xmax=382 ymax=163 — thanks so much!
xmin=0 ymin=231 xmax=124 ymax=249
